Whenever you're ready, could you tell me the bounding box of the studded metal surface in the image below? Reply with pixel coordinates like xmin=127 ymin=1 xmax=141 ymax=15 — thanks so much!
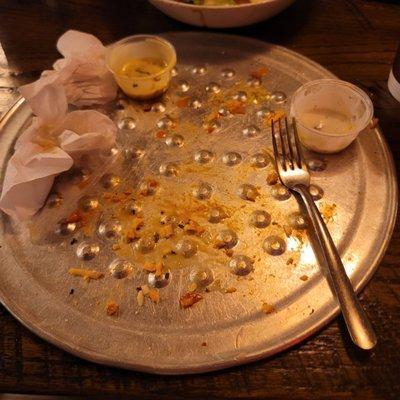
xmin=0 ymin=33 xmax=396 ymax=375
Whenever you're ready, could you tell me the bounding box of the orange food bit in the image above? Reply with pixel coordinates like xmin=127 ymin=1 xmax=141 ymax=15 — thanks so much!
xmin=143 ymin=262 xmax=163 ymax=276
xmin=265 ymin=109 xmax=285 ymax=126
xmin=148 ymin=289 xmax=160 ymax=304
xmin=180 ymin=293 xmax=203 ymax=309
xmin=148 ymin=180 xmax=158 ymax=188
xmin=159 ymin=224 xmax=174 ymax=239
xmin=250 ymin=66 xmax=268 ymax=80
xmin=261 ymin=303 xmax=276 ymax=314
xmin=65 ymin=209 xmax=88 ymax=225
xmin=266 ymin=170 xmax=279 ymax=185
xmin=184 ymin=220 xmax=205 ymax=236
xmin=176 ymin=97 xmax=190 ymax=108
xmin=143 ymin=262 xmax=157 ymax=272
xmin=155 ymin=130 xmax=167 ymax=139
xmin=225 ymin=99 xmax=246 ymax=114
xmin=68 ymin=267 xmax=104 ymax=280
xmin=106 ymin=301 xmax=119 ymax=316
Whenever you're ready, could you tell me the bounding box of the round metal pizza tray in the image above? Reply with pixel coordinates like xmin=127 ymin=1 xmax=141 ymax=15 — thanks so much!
xmin=0 ymin=32 xmax=397 ymax=374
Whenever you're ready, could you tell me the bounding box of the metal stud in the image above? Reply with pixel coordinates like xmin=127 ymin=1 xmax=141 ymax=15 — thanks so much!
xmin=165 ymin=134 xmax=184 ymax=147
xmin=100 ymin=173 xmax=120 ymax=189
xmin=222 ymin=152 xmax=242 ymax=166
xmin=251 ymin=153 xmax=271 ymax=168
xmin=272 ymin=184 xmax=291 ymax=200
xmin=190 ymin=267 xmax=214 ymax=287
xmin=148 ymin=270 xmax=171 ymax=288
xmin=221 ymin=68 xmax=235 ymax=79
xmin=194 ymin=150 xmax=214 ymax=164
xmin=251 ymin=210 xmax=271 ymax=228
xmin=78 ymin=196 xmax=99 ymax=212
xmin=98 ymin=221 xmax=122 ymax=240
xmin=176 ymin=239 xmax=198 ymax=258
xmin=229 ymin=255 xmax=254 ymax=276
xmin=206 ymin=82 xmax=221 ymax=94
xmin=263 ymin=236 xmax=286 ymax=255
xmin=118 ymin=117 xmax=136 ymax=130
xmin=242 ymin=125 xmax=260 ymax=138
xmin=76 ymin=242 xmax=100 ymax=260
xmin=193 ymin=183 xmax=213 ymax=200
xmin=109 ymin=259 xmax=133 ymax=279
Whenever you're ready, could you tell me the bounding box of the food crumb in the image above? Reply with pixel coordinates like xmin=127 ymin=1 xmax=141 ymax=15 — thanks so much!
xmin=137 ymin=290 xmax=144 ymax=306
xmin=143 ymin=262 xmax=164 ymax=276
xmin=188 ymin=282 xmax=198 ymax=293
xmin=250 ymin=66 xmax=268 ymax=80
xmin=180 ymin=293 xmax=203 ymax=309
xmin=106 ymin=301 xmax=119 ymax=316
xmin=261 ymin=303 xmax=276 ymax=314
xmin=266 ymin=170 xmax=279 ymax=185
xmin=300 ymin=275 xmax=309 ymax=281
xmin=141 ymin=284 xmax=150 ymax=295
xmin=201 ymin=342 xmax=207 ymax=347
xmin=68 ymin=267 xmax=104 ymax=281
xmin=159 ymin=223 xmax=174 ymax=239
xmin=225 ymin=287 xmax=237 ymax=294
xmin=148 ymin=288 xmax=160 ymax=304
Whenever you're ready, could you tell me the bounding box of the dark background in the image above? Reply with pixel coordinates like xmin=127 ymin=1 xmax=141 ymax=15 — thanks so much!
xmin=0 ymin=0 xmax=399 ymax=399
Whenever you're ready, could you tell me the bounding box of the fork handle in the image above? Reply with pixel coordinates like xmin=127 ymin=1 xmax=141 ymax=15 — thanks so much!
xmin=295 ymin=184 xmax=377 ymax=350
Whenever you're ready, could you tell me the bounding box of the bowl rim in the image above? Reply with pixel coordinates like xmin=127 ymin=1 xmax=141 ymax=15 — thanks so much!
xmin=290 ymin=78 xmax=374 ymax=138
xmin=149 ymin=0 xmax=279 ymax=10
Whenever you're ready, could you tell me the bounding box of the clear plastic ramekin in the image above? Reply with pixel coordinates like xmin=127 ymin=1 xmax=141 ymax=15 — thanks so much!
xmin=290 ymin=79 xmax=374 ymax=154
xmin=106 ymin=35 xmax=177 ymax=100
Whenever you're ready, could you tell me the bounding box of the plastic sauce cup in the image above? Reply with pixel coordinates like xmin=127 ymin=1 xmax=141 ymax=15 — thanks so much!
xmin=290 ymin=79 xmax=374 ymax=154
xmin=106 ymin=35 xmax=177 ymax=100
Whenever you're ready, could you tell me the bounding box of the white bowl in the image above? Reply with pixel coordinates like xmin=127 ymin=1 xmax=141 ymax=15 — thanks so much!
xmin=148 ymin=0 xmax=296 ymax=28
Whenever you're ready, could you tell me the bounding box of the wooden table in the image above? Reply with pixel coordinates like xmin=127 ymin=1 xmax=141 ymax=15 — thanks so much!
xmin=0 ymin=0 xmax=399 ymax=399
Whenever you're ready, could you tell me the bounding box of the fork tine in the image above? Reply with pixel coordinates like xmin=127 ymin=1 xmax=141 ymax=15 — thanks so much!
xmin=284 ymin=117 xmax=295 ymax=170
xmin=291 ymin=117 xmax=304 ymax=168
xmin=277 ymin=118 xmax=288 ymax=170
xmin=271 ymin=119 xmax=283 ymax=171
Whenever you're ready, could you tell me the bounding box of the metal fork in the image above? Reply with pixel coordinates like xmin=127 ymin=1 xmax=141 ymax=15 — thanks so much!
xmin=271 ymin=117 xmax=377 ymax=350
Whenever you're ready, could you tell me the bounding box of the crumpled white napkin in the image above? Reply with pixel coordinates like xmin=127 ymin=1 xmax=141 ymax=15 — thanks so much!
xmin=0 ymin=109 xmax=117 ymax=220
xmin=0 ymin=30 xmax=118 ymax=221
xmin=0 ymin=143 xmax=74 ymax=221
xmin=20 ymin=30 xmax=117 ymax=107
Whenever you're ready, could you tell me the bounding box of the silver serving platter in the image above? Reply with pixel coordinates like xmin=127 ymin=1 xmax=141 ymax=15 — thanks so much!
xmin=0 ymin=33 xmax=397 ymax=374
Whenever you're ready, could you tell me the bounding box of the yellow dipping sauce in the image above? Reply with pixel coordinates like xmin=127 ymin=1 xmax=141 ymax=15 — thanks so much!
xmin=119 ymin=58 xmax=167 ymax=79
